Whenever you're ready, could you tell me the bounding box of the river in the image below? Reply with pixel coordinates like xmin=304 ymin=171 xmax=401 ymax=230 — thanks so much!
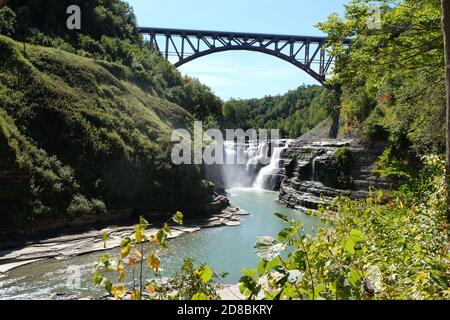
xmin=0 ymin=188 xmax=320 ymax=300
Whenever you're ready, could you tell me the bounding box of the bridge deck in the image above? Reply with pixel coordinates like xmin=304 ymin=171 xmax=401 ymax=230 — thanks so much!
xmin=137 ymin=27 xmax=351 ymax=89
xmin=138 ymin=27 xmax=351 ymax=44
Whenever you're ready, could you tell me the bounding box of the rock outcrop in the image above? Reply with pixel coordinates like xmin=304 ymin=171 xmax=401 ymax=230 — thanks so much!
xmin=278 ymin=139 xmax=396 ymax=212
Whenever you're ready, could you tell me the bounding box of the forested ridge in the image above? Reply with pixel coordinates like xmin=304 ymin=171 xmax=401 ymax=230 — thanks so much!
xmin=0 ymin=0 xmax=221 ymax=225
xmin=222 ymin=85 xmax=338 ymax=138
xmin=320 ymin=0 xmax=445 ymax=156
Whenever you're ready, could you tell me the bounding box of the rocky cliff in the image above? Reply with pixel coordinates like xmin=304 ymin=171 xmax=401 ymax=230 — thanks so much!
xmin=277 ymin=138 xmax=396 ymax=212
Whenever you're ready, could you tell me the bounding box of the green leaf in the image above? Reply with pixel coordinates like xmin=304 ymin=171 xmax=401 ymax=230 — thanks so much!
xmin=197 ymin=265 xmax=214 ymax=283
xmin=278 ymin=225 xmax=301 ymax=243
xmin=313 ymin=283 xmax=326 ymax=299
xmin=257 ymin=260 xmax=266 ymax=276
xmin=173 ymin=211 xmax=183 ymax=225
xmin=274 ymin=212 xmax=289 ymax=223
xmin=192 ymin=292 xmax=209 ymax=300
xmin=163 ymin=223 xmax=171 ymax=235
xmin=266 ymin=256 xmax=283 ymax=271
xmin=350 ymin=229 xmax=365 ymax=243
xmin=121 ymin=243 xmax=132 ymax=258
xmin=104 ymin=280 xmax=113 ymax=294
xmin=343 ymin=237 xmax=355 ymax=254
xmin=254 ymin=236 xmax=286 ymax=261
xmin=120 ymin=237 xmax=131 ymax=248
xmin=238 ymin=275 xmax=261 ymax=298
xmin=92 ymin=272 xmax=104 ymax=286
xmin=139 ymin=215 xmax=149 ymax=228
xmin=241 ymin=268 xmax=257 ymax=277
xmin=135 ymin=225 xmax=143 ymax=243
xmin=156 ymin=229 xmax=168 ymax=247
xmin=348 ymin=268 xmax=363 ymax=287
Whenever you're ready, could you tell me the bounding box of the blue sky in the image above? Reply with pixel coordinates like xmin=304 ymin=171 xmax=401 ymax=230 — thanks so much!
xmin=125 ymin=0 xmax=348 ymax=100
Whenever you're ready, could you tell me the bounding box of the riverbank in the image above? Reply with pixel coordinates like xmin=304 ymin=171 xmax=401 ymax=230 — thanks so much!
xmin=0 ymin=189 xmax=320 ymax=299
xmin=0 ymin=196 xmax=248 ymax=274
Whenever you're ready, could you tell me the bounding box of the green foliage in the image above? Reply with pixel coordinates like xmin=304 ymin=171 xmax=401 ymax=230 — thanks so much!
xmin=3 ymin=1 xmax=224 ymax=124
xmin=333 ymin=147 xmax=352 ymax=175
xmin=339 ymin=87 xmax=376 ymax=137
xmin=169 ymin=258 xmax=221 ymax=300
xmin=318 ymin=0 xmax=445 ymax=154
xmin=9 ymin=0 xmax=140 ymax=44
xmin=239 ymin=156 xmax=449 ymax=300
xmin=0 ymin=36 xmax=213 ymax=224
xmin=223 ymin=85 xmax=338 ymax=138
xmin=375 ymin=147 xmax=413 ymax=180
xmin=0 ymin=6 xmax=16 ymax=37
xmin=93 ymin=213 xmax=220 ymax=300
xmin=67 ymin=195 xmax=106 ymax=216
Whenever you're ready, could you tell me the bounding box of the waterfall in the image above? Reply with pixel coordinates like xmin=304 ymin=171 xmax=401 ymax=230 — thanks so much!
xmin=206 ymin=140 xmax=289 ymax=191
xmin=310 ymin=157 xmax=316 ymax=181
xmin=253 ymin=146 xmax=285 ymax=190
xmin=222 ymin=142 xmax=245 ymax=188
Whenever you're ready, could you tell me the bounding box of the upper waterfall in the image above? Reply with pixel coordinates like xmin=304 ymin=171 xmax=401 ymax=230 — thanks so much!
xmin=208 ymin=140 xmax=291 ymax=191
xmin=253 ymin=146 xmax=286 ymax=190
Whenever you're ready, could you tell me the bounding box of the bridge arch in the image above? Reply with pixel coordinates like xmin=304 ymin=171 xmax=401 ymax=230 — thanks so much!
xmin=173 ymin=45 xmax=329 ymax=87
xmin=138 ymin=27 xmax=351 ymax=90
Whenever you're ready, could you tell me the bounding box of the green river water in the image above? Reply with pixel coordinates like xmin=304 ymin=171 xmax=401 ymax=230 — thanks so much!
xmin=0 ymin=188 xmax=320 ymax=299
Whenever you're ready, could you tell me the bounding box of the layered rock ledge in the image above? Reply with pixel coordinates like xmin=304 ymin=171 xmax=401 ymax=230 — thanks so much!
xmin=278 ymin=139 xmax=397 ymax=212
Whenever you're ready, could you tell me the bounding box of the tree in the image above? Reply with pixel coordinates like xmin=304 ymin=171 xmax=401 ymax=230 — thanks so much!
xmin=0 ymin=5 xmax=16 ymax=36
xmin=318 ymin=0 xmax=445 ymax=152
xmin=442 ymin=0 xmax=450 ymax=219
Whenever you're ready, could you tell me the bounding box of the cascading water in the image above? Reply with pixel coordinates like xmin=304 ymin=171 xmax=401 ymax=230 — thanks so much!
xmin=310 ymin=157 xmax=316 ymax=181
xmin=208 ymin=140 xmax=290 ymax=191
xmin=253 ymin=146 xmax=285 ymax=190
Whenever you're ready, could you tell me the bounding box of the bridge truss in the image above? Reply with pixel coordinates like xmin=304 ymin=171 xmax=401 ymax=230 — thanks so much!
xmin=138 ymin=27 xmax=351 ymax=89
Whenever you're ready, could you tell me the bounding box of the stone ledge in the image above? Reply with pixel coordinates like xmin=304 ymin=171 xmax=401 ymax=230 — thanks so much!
xmin=0 ymin=201 xmax=248 ymax=274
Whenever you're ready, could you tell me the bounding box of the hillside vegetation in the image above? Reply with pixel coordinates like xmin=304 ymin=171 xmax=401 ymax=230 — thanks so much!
xmin=0 ymin=35 xmax=214 ymax=225
xmin=319 ymin=0 xmax=445 ymax=158
xmin=222 ymin=85 xmax=339 ymax=138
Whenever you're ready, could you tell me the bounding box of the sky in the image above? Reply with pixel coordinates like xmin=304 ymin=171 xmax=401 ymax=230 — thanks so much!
xmin=125 ymin=0 xmax=348 ymax=100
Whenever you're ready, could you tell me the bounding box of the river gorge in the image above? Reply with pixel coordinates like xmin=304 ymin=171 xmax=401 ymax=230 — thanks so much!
xmin=0 ymin=137 xmax=389 ymax=299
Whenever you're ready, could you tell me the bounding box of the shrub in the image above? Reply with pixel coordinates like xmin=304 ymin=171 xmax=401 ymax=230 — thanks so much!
xmin=239 ymin=156 xmax=449 ymax=300
xmin=93 ymin=213 xmax=220 ymax=300
xmin=0 ymin=7 xmax=16 ymax=37
xmin=169 ymin=258 xmax=221 ymax=300
xmin=333 ymin=147 xmax=352 ymax=175
xmin=363 ymin=107 xmax=389 ymax=142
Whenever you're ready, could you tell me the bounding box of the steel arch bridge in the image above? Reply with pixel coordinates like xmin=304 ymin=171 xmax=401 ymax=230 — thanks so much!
xmin=138 ymin=27 xmax=351 ymax=90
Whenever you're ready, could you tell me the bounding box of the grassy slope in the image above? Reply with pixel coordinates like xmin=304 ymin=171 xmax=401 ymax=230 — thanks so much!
xmin=0 ymin=35 xmax=211 ymax=225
